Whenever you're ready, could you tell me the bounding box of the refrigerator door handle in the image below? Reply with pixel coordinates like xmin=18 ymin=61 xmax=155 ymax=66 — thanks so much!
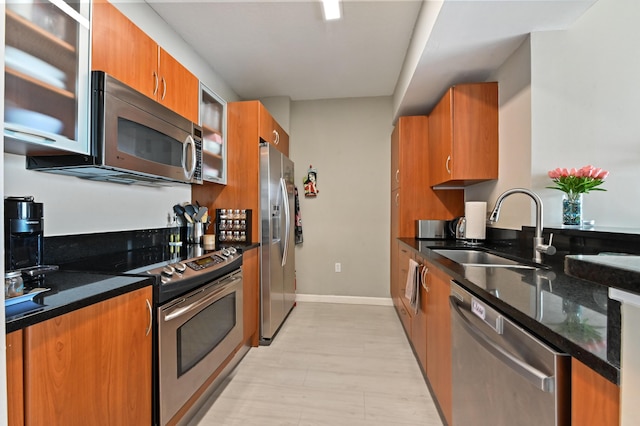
xmin=280 ymin=177 xmax=291 ymax=267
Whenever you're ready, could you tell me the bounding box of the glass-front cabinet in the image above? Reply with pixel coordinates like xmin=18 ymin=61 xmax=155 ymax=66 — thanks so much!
xmin=4 ymin=0 xmax=91 ymax=155
xmin=200 ymin=83 xmax=227 ymax=184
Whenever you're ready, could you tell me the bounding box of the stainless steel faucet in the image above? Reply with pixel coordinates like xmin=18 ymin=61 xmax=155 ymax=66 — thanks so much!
xmin=488 ymin=188 xmax=556 ymax=263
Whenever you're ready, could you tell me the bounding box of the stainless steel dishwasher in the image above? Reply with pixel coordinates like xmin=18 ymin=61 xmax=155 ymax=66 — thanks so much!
xmin=450 ymin=281 xmax=570 ymax=426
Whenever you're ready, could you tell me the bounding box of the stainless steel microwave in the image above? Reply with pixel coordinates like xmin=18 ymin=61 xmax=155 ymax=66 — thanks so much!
xmin=27 ymin=71 xmax=202 ymax=186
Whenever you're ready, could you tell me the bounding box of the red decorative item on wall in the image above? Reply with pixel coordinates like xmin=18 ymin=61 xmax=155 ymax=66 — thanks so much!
xmin=303 ymin=165 xmax=318 ymax=197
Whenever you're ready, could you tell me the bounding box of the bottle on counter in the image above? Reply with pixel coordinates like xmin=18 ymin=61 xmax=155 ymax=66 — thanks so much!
xmin=5 ymin=271 xmax=24 ymax=298
xmin=168 ymin=214 xmax=182 ymax=247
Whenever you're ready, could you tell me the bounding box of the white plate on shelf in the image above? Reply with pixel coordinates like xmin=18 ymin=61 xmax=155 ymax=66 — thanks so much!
xmin=6 ymin=1 xmax=34 ymax=20
xmin=5 ymin=46 xmax=67 ymax=89
xmin=204 ymin=138 xmax=222 ymax=155
xmin=204 ymin=168 xmax=220 ymax=179
xmin=5 ymin=107 xmax=64 ymax=134
xmin=5 ymin=288 xmax=50 ymax=307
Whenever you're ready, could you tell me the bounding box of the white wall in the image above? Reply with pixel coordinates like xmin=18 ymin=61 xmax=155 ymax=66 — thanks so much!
xmin=470 ymin=0 xmax=640 ymax=230
xmin=466 ymin=37 xmax=534 ymax=230
xmin=290 ymin=97 xmax=392 ymax=298
xmin=529 ymin=0 xmax=640 ymax=229
xmin=4 ymin=154 xmax=194 ymax=235
xmin=260 ymin=96 xmax=291 ymax=133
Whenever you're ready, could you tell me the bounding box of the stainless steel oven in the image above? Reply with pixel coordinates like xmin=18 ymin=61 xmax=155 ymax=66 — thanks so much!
xmin=158 ymin=267 xmax=243 ymax=425
xmin=57 ymin=244 xmax=245 ymax=425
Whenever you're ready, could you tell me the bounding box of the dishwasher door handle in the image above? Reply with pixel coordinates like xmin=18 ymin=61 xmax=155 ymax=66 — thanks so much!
xmin=450 ymin=296 xmax=555 ymax=392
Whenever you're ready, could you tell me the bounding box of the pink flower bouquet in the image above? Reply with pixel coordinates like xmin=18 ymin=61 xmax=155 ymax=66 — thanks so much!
xmin=547 ymin=165 xmax=609 ymax=200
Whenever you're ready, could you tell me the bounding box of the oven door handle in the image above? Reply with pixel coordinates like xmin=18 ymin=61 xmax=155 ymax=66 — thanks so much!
xmin=163 ymin=275 xmax=241 ymax=322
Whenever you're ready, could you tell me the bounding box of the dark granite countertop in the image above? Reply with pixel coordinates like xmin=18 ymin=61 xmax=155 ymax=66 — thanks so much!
xmin=399 ymin=237 xmax=620 ymax=385
xmin=5 ymin=227 xmax=257 ymax=335
xmin=5 ymin=271 xmax=152 ymax=333
xmin=565 ymin=254 xmax=640 ymax=294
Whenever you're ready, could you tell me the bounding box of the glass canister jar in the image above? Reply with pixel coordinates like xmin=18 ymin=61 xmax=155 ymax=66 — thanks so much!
xmin=5 ymin=271 xmax=24 ymax=298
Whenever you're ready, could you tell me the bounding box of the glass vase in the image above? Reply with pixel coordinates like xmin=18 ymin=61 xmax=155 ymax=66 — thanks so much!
xmin=562 ymin=193 xmax=582 ymax=225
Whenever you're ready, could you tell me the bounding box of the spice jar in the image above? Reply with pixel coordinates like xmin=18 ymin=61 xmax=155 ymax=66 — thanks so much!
xmin=5 ymin=271 xmax=24 ymax=298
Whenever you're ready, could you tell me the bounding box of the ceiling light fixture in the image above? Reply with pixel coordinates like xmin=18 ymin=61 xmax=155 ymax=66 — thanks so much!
xmin=322 ymin=0 xmax=341 ymax=21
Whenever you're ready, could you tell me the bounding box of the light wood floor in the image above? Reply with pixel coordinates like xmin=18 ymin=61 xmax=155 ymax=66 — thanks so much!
xmin=190 ymin=302 xmax=443 ymax=425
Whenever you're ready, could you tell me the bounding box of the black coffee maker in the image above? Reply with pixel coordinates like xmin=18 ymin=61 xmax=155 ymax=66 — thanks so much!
xmin=5 ymin=196 xmax=44 ymax=272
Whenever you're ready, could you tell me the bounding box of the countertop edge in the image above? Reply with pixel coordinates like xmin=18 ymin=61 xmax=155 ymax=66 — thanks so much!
xmin=565 ymin=255 xmax=640 ymax=295
xmin=5 ymin=276 xmax=153 ymax=334
xmin=398 ymin=238 xmax=620 ymax=385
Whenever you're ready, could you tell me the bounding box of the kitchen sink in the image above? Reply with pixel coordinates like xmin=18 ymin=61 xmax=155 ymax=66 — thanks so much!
xmin=432 ymin=249 xmax=540 ymax=269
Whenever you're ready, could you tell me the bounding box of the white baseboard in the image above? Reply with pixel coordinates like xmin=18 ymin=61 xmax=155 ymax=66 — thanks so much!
xmin=295 ymin=294 xmax=393 ymax=306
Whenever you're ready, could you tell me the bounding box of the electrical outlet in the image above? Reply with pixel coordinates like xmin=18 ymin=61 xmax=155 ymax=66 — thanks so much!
xmin=335 ymin=263 xmax=341 ymax=273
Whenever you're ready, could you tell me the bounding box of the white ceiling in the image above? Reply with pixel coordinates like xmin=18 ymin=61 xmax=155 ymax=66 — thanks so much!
xmin=145 ymin=0 xmax=598 ymax=117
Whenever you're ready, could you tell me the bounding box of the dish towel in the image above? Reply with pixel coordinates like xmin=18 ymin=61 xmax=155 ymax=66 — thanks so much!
xmin=404 ymin=259 xmax=421 ymax=314
xmin=294 ymin=186 xmax=303 ymax=245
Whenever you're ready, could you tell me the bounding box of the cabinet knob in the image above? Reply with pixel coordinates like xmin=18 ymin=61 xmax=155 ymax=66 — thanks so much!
xmin=395 ymin=193 xmax=399 ymax=206
xmin=273 ymin=129 xmax=279 ymax=145
xmin=395 ymin=169 xmax=400 ymax=183
xmin=445 ymin=155 xmax=451 ymax=174
xmin=161 ymin=77 xmax=167 ymax=100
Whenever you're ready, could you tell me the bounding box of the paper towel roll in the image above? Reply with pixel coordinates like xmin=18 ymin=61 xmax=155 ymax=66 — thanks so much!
xmin=465 ymin=201 xmax=487 ymax=240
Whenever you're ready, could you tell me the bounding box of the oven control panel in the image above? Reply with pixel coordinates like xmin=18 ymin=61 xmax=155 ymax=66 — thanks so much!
xmin=186 ymin=254 xmax=227 ymax=271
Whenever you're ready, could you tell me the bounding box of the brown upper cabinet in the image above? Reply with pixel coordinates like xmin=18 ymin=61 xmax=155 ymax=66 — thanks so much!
xmin=192 ymin=101 xmax=289 ymax=238
xmin=429 ymin=82 xmax=498 ymax=188
xmin=391 ymin=115 xmax=463 ymax=238
xmin=258 ymin=103 xmax=289 ymax=156
xmin=91 ymin=0 xmax=199 ymax=123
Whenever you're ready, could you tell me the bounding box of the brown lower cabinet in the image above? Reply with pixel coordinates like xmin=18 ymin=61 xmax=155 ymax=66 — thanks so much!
xmin=394 ymin=246 xmax=622 ymax=426
xmin=572 ymin=358 xmax=620 ymax=426
xmin=21 ymin=286 xmax=152 ymax=425
xmin=7 ymin=330 xmax=24 ymax=426
xmin=243 ymin=247 xmax=260 ymax=347
xmin=395 ymin=245 xmax=452 ymax=425
xmin=424 ymin=261 xmax=453 ymax=425
xmin=396 ymin=244 xmax=414 ymax=336
xmin=412 ymin=253 xmax=428 ymax=373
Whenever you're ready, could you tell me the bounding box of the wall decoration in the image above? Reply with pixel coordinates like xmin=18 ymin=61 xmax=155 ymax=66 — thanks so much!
xmin=303 ymin=165 xmax=319 ymax=197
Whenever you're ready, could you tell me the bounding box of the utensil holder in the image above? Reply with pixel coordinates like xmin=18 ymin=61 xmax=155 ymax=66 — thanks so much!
xmin=186 ymin=222 xmax=205 ymax=244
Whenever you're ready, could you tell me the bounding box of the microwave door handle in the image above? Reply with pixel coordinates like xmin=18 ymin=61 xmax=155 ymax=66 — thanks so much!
xmin=182 ymin=135 xmax=196 ymax=179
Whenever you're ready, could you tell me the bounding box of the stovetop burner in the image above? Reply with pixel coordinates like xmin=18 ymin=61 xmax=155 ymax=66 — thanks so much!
xmin=60 ymin=245 xmax=243 ymax=304
xmin=144 ymin=247 xmax=242 ymax=304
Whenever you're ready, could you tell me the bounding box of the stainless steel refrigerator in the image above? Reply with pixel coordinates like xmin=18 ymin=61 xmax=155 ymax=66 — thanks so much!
xmin=259 ymin=143 xmax=296 ymax=344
